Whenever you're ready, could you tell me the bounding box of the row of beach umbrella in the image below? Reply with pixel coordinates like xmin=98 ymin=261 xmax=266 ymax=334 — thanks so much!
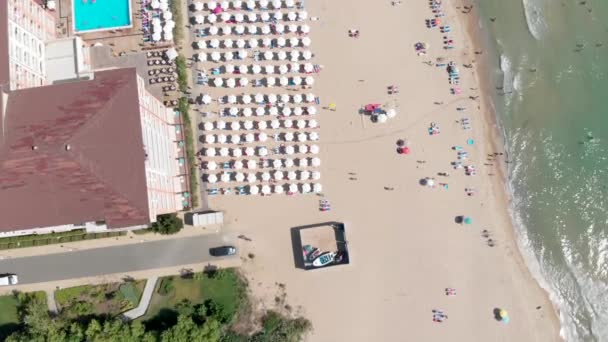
xmin=202 ymin=92 xmax=316 ymax=104
xmin=213 ymin=62 xmax=315 ymax=75
xmin=203 ymin=144 xmax=319 ymax=158
xmin=199 ymin=50 xmax=312 ymax=63
xmin=210 ymin=75 xmax=313 ymax=87
xmin=193 ymin=0 xmax=302 ymax=11
xmin=194 ymin=11 xmax=307 ymax=24
xmin=220 ymin=106 xmax=316 ymax=116
xmin=203 ymin=131 xmax=319 ymax=144
xmin=151 ymin=17 xmax=175 ymax=42
xmin=204 ymin=118 xmax=318 ymax=130
xmin=194 ymin=22 xmax=309 ymax=36
xmin=206 ymin=171 xmax=320 ymax=183
xmin=206 ymin=182 xmax=322 ymax=195
xmin=198 ymin=36 xmax=311 ymax=49
xmin=203 ymin=157 xmax=321 ymax=170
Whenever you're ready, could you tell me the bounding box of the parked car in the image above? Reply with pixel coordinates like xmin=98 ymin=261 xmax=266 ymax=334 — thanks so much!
xmin=209 ymin=246 xmax=236 ymax=257
xmin=0 ymin=274 xmax=18 ymax=286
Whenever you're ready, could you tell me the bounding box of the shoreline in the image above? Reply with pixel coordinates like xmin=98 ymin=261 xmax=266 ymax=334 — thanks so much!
xmin=456 ymin=0 xmax=563 ymax=337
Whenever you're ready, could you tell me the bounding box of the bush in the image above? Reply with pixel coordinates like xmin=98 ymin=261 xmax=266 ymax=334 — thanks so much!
xmin=158 ymin=278 xmax=175 ymax=296
xmin=175 ymin=56 xmax=188 ymax=93
xmin=251 ymin=311 xmax=312 ymax=342
xmin=178 ymin=97 xmax=199 ymax=208
xmin=150 ymin=214 xmax=183 ymax=235
xmin=66 ymin=301 xmax=93 ymax=316
xmin=119 ymin=283 xmax=140 ymax=307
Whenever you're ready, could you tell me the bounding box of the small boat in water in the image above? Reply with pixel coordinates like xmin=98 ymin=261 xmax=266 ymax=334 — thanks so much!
xmin=312 ymin=252 xmax=336 ymax=267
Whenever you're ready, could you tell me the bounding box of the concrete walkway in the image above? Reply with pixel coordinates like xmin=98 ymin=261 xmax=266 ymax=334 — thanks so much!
xmin=122 ymin=276 xmax=158 ymax=320
xmin=46 ymin=289 xmax=58 ymax=314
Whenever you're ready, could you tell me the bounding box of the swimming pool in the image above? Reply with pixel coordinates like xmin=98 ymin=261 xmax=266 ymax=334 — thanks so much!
xmin=73 ymin=0 xmax=133 ymax=33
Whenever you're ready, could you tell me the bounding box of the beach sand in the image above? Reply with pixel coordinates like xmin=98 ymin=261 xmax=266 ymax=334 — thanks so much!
xmin=207 ymin=0 xmax=562 ymax=340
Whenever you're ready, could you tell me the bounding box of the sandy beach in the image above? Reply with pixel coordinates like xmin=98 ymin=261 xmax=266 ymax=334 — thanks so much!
xmin=204 ymin=0 xmax=562 ymax=340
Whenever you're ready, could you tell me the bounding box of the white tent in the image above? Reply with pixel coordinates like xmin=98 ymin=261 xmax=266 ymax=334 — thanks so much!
xmin=207 ymin=174 xmax=218 ymax=183
xmin=249 ymin=185 xmax=259 ymax=195
xmin=240 ymin=77 xmax=249 ymax=87
xmin=234 ymin=13 xmax=244 ymax=22
xmin=293 ymin=94 xmax=302 ymax=103
xmin=296 ymin=119 xmax=306 ymax=129
xmin=239 ymin=108 xmax=251 ymax=118
xmin=305 ymin=93 xmax=315 ymax=102
xmin=216 ymin=121 xmax=226 ymax=129
xmin=275 ymin=23 xmax=285 ymax=33
xmin=236 ymin=39 xmax=246 ymax=48
xmin=224 ymin=51 xmax=234 ymax=61
xmin=209 ymin=38 xmax=220 ymax=48
xmin=313 ymin=183 xmax=322 ymax=193
xmin=259 ymin=0 xmax=269 ymax=8
xmin=227 ymin=94 xmax=238 ymax=104
xmin=252 ymin=64 xmax=262 ymax=74
xmin=304 ymin=76 xmax=314 ymax=85
xmin=226 ymin=78 xmax=236 ymax=88
xmin=308 ymin=119 xmax=318 ymax=128
xmin=238 ymin=50 xmax=248 ymax=59
xmin=207 ymin=13 xmax=217 ymax=23
xmin=266 ymin=77 xmax=276 ymax=87
xmin=289 ymin=37 xmax=299 ymax=47
xmin=386 ymin=109 xmax=397 ymax=118
xmin=311 ymin=157 xmax=321 ymax=167
xmin=159 ymin=2 xmax=168 ymax=10
xmin=285 ymin=0 xmax=295 ymax=7
xmin=279 ymin=76 xmax=289 ymax=86
xmin=261 ymin=25 xmax=271 ymax=35
xmin=202 ymin=94 xmax=212 ymax=104
xmin=276 ymin=37 xmax=286 ymax=48
xmin=206 ymin=161 xmax=217 ymax=170
xmin=303 ymin=63 xmax=314 ymax=73
xmin=272 ymin=0 xmax=282 ymax=8
xmin=300 ymin=24 xmax=310 ymax=34
xmin=205 ymin=148 xmax=216 ymax=156
xmin=235 ymin=25 xmax=245 ymax=35
xmin=280 ymin=94 xmax=290 ymax=103
xmin=273 ymin=159 xmax=283 ymax=168
xmin=255 ymin=93 xmax=265 ymax=103
xmin=210 ymin=51 xmax=221 ymax=61
xmin=151 ymin=0 xmax=161 ymax=9
xmin=247 ymin=13 xmax=257 ymax=22
xmin=152 ymin=32 xmax=162 ymax=42
xmin=207 ymin=26 xmax=218 ymax=36
xmin=220 ymin=1 xmax=229 ymax=9
xmin=233 ymin=0 xmax=242 ymax=9
xmin=288 ymin=24 xmax=298 ymax=33
xmin=282 ymin=107 xmax=292 ymax=116
xmin=261 ymin=12 xmax=271 ymax=21
xmin=235 ymin=172 xmax=245 ymax=182
xmin=302 ymin=50 xmax=313 ymax=60
xmin=283 ymin=120 xmax=293 ymax=128
xmin=277 ymin=51 xmax=287 ymax=60
xmin=238 ymin=64 xmax=248 ymax=74
xmin=274 ymin=10 xmax=283 ymax=20
xmin=220 ymin=12 xmax=231 ymax=22
xmin=299 ymin=158 xmax=309 ymax=167
xmin=258 ymin=147 xmax=269 ymax=156
xmin=195 ymin=15 xmax=205 ymax=24
xmin=208 ymin=1 xmax=217 ymax=9
xmin=246 ymin=0 xmax=255 ymax=9
xmin=267 ymin=93 xmax=278 ymax=103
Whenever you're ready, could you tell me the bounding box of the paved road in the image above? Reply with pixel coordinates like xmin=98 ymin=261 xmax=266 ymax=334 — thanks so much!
xmin=0 ymin=234 xmax=236 ymax=284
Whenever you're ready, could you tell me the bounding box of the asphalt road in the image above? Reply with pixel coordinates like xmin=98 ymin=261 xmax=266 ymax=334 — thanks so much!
xmin=0 ymin=234 xmax=236 ymax=284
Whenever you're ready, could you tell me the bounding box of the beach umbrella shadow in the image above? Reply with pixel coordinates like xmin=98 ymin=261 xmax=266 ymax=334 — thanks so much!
xmin=454 ymin=215 xmax=464 ymax=224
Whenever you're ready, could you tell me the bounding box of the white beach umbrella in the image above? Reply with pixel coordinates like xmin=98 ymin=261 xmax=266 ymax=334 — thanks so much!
xmin=217 ymin=134 xmax=227 ymax=143
xmin=273 ymin=159 xmax=283 ymax=168
xmin=244 ymin=120 xmax=255 ymax=129
xmin=234 ymin=13 xmax=244 ymax=22
xmin=261 ymin=37 xmax=271 ymax=48
xmin=290 ymin=50 xmax=301 ymax=62
xmin=261 ymin=12 xmax=271 ymax=22
xmin=220 ymin=12 xmax=231 ymax=23
xmin=266 ymin=77 xmax=276 ymax=87
xmin=293 ymin=94 xmax=302 ymax=103
xmin=259 ymin=0 xmax=269 ymax=8
xmin=387 ymin=109 xmax=397 ymax=118
xmin=297 ymin=132 xmax=307 ymax=142
xmin=208 ymin=26 xmax=219 ymax=36
xmin=269 ymin=107 xmax=279 ymax=116
xmin=273 ymin=11 xmax=282 ymax=20
xmin=275 ymin=23 xmax=285 ymax=33
xmin=271 ymin=119 xmax=280 ymax=129
xmin=207 ymin=174 xmax=218 ymax=183
xmin=163 ymin=31 xmax=174 ymax=42
xmin=205 ymin=148 xmax=216 ymax=156
xmin=282 ymin=106 xmax=292 ymax=116
xmin=255 ymin=107 xmax=266 ymax=116
xmin=276 ymin=37 xmax=287 ymax=48
xmin=206 ymin=161 xmax=217 ymax=170
xmin=238 ymin=64 xmax=248 ymax=74
xmin=216 ymin=120 xmax=227 ymax=130
xmin=160 ymin=2 xmax=169 ymax=10
xmin=285 ymin=0 xmax=294 ymax=7
xmin=228 ymin=106 xmax=239 ymax=116
xmin=303 ymin=63 xmax=314 ymax=73
xmin=238 ymin=50 xmax=248 ymax=59
xmin=272 ymin=0 xmax=281 ymax=8
xmin=234 ymin=160 xmax=244 ymax=169
xmin=299 ymin=158 xmax=309 ymax=167
xmin=239 ymin=96 xmax=251 ymax=106
xmin=236 ymin=39 xmax=246 ymax=48
xmin=230 ymin=121 xmax=240 ymax=130
xmin=377 ymin=114 xmax=388 ymax=123
xmin=310 ymin=144 xmax=319 ymax=154
xmin=311 ymin=157 xmax=321 ymax=167
xmin=235 ymin=172 xmax=245 ymax=182
xmin=213 ymin=77 xmax=224 ymax=87
xmin=258 ymin=120 xmax=268 ymax=129
xmin=277 ymin=51 xmax=287 ymax=61
xmin=210 ymin=38 xmax=220 ymax=48
xmin=245 ymin=146 xmax=255 ymax=156
xmin=194 ymin=1 xmax=204 ymax=10
xmin=211 ymin=51 xmax=221 ymax=61
xmin=285 ymin=145 xmax=295 ymax=155
xmin=233 ymin=0 xmax=242 ymax=9
xmin=152 ymin=32 xmax=162 ymax=41
xmin=305 ymin=93 xmax=315 ymax=102
xmin=233 ymin=147 xmax=243 ymax=157
xmin=307 ymin=106 xmax=317 ymax=115
xmin=247 ymin=12 xmax=257 ymax=22
xmin=219 ymin=147 xmax=230 ymax=157
xmin=255 ymin=93 xmax=265 ymax=103
xmin=261 ymin=25 xmax=271 ymax=35
xmin=298 ymin=11 xmax=308 ymax=20
xmin=301 ymin=37 xmax=311 ymax=47
xmin=228 ymin=94 xmax=238 ymax=104
xmin=298 ymin=144 xmax=308 ymax=153
xmin=247 ymin=173 xmax=257 ymax=183
xmin=312 ymin=171 xmax=321 ymax=180
xmin=280 ymin=94 xmax=290 ymax=103
xmin=195 ymin=15 xmax=205 ymax=24
xmin=300 ymin=24 xmax=310 ymax=34
xmin=245 ymin=133 xmax=255 ymax=142
xmin=301 ymin=183 xmax=311 ymax=193
xmin=287 ymin=171 xmax=297 ymax=180
xmin=207 ymin=1 xmax=217 ymax=10
xmin=226 ymin=78 xmax=236 ymax=88
xmin=225 ymin=64 xmax=235 ymax=73
xmin=240 ymin=77 xmax=249 ymax=87
xmin=288 ymin=183 xmax=298 ymax=193
xmin=267 ymin=93 xmax=278 ymax=103
xmin=296 ymin=119 xmax=306 ymax=129
xmin=304 ymin=76 xmax=314 ymax=85
xmin=302 ymin=50 xmax=312 ymax=60
xmin=288 ymin=24 xmax=298 ymax=33
xmin=248 ymin=25 xmax=257 ymax=35
xmin=235 ymin=25 xmax=245 ymax=35
xmin=231 ymin=134 xmax=241 ymax=144
xmin=223 ymin=38 xmax=233 ymax=48
xmin=205 ymin=135 xmax=216 ymax=144
xmin=285 ymin=158 xmax=294 ymax=168
xmin=264 ymin=51 xmax=274 ymax=61
xmin=249 ymin=185 xmax=259 ymax=195
xmin=261 ymin=185 xmax=271 ymax=195
xmin=292 ymin=76 xmax=302 ymax=85
xmin=251 ymin=64 xmax=262 ymax=75
xmin=151 ymin=0 xmax=161 ymax=8
xmin=284 ymin=132 xmax=294 ymax=141
xmin=249 ymin=38 xmax=259 ymax=48
xmin=220 ymin=1 xmax=229 ymax=9
xmin=274 ymin=184 xmax=284 ymax=194
xmin=293 ymin=107 xmax=303 ymax=116
xmin=202 ymin=94 xmax=212 ymax=104
xmin=289 ymin=37 xmax=299 ymax=47
xmin=247 ymin=160 xmax=257 ymax=169
xmin=308 ymin=119 xmax=318 ymax=128
xmin=224 ymin=52 xmax=234 ymax=61
xmin=207 ymin=13 xmax=217 ymax=23
xmin=309 ymin=132 xmax=319 ymax=141
xmin=204 ymin=121 xmax=214 ymax=130
xmin=246 ymin=0 xmax=255 ymax=9
xmin=300 ymin=170 xmax=310 ymax=180
xmin=258 ymin=147 xmax=269 ymax=156
xmin=283 ymin=119 xmax=293 ymax=128
xmin=279 ymin=76 xmax=289 ymax=86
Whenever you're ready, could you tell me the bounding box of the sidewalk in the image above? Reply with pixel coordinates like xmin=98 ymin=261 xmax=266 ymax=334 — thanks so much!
xmin=122 ymin=276 xmax=158 ymax=320
xmin=0 ymin=225 xmax=221 ymax=259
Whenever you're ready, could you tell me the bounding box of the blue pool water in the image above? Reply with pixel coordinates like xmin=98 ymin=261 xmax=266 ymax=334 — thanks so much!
xmin=73 ymin=0 xmax=132 ymax=32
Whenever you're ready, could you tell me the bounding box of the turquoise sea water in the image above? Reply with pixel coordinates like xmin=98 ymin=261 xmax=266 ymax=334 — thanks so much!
xmin=477 ymin=0 xmax=608 ymax=340
xmin=73 ymin=0 xmax=132 ymax=32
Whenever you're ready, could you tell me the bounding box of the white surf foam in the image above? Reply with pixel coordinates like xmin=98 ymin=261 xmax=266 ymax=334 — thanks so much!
xmin=522 ymin=0 xmax=545 ymax=40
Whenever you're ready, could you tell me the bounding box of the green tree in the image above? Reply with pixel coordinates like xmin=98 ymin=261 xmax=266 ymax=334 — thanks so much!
xmin=160 ymin=315 xmax=220 ymax=342
xmin=150 ymin=214 xmax=183 ymax=235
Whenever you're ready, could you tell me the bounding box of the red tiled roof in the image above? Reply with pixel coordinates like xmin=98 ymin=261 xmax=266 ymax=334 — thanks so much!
xmin=0 ymin=68 xmax=150 ymax=231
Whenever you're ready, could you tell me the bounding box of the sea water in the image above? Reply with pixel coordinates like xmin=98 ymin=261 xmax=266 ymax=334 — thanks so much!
xmin=476 ymin=0 xmax=608 ymax=340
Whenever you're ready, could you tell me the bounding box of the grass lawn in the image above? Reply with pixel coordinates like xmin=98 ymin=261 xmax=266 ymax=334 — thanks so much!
xmin=141 ymin=269 xmax=245 ymax=323
xmin=56 ymin=281 xmax=145 ymax=318
xmin=0 ymin=295 xmax=20 ymax=338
